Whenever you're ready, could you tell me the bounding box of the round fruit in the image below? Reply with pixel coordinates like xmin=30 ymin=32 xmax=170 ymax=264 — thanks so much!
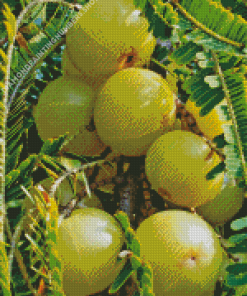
xmin=94 ymin=68 xmax=176 ymax=156
xmin=61 ymin=48 xmax=82 ymax=77
xmin=196 ymin=173 xmax=244 ymax=225
xmin=199 ymin=282 xmax=216 ymax=296
xmin=33 ymin=76 xmax=94 ymax=141
xmin=135 ymin=210 xmax=223 ymax=296
xmin=185 ymin=99 xmax=231 ymax=140
xmin=56 ymin=208 xmax=126 ymax=296
xmin=66 ymin=0 xmax=156 ymax=82
xmin=62 ymin=118 xmax=107 ymax=157
xmin=145 ymin=130 xmax=225 ymax=208
xmin=61 ymin=49 xmax=111 ymax=91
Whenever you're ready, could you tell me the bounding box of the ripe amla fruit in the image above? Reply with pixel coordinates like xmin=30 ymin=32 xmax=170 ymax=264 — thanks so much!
xmin=62 ymin=48 xmax=111 ymax=92
xmin=33 ymin=76 xmax=106 ymax=156
xmin=145 ymin=130 xmax=225 ymax=208
xmin=94 ymin=68 xmax=176 ymax=156
xmin=56 ymin=208 xmax=126 ymax=296
xmin=33 ymin=76 xmax=94 ymax=141
xmin=185 ymin=99 xmax=231 ymax=140
xmin=135 ymin=210 xmax=224 ymax=296
xmin=196 ymin=173 xmax=244 ymax=225
xmin=65 ymin=0 xmax=156 ymax=83
xmin=62 ymin=120 xmax=107 ymax=157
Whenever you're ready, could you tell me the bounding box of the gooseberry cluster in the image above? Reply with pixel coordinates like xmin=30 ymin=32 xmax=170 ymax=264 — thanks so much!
xmin=31 ymin=1 xmax=243 ymax=295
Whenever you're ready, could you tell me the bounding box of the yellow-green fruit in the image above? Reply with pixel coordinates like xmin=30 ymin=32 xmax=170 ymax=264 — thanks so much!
xmin=94 ymin=68 xmax=176 ymax=156
xmin=33 ymin=76 xmax=94 ymax=141
xmin=196 ymin=174 xmax=244 ymax=225
xmin=62 ymin=126 xmax=107 ymax=157
xmin=66 ymin=0 xmax=156 ymax=82
xmin=135 ymin=210 xmax=223 ymax=296
xmin=185 ymin=99 xmax=231 ymax=140
xmin=61 ymin=49 xmax=111 ymax=91
xmin=172 ymin=118 xmax=182 ymax=131
xmin=145 ymin=130 xmax=225 ymax=208
xmin=56 ymin=208 xmax=126 ymax=296
xmin=199 ymin=284 xmax=216 ymax=296
xmin=61 ymin=48 xmax=82 ymax=77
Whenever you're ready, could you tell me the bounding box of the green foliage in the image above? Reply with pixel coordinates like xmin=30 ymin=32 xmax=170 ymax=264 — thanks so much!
xmin=179 ymin=0 xmax=247 ymax=46
xmin=206 ymin=161 xmax=225 ymax=180
xmin=45 ymin=193 xmax=65 ymax=295
xmin=231 ymin=217 xmax=247 ymax=232
xmin=113 ymin=211 xmax=154 ymax=295
xmin=139 ymin=0 xmax=174 ymax=39
xmin=115 ymin=211 xmax=140 ymax=257
xmin=40 ymin=136 xmax=68 ymax=156
xmin=5 ymin=155 xmax=37 ymax=189
xmin=109 ymin=261 xmax=136 ymax=294
xmin=170 ymin=41 xmax=202 ymax=65
xmin=2 ymin=3 xmax=16 ymax=42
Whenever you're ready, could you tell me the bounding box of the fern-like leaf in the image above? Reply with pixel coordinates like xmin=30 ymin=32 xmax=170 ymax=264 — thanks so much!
xmin=2 ymin=3 xmax=16 ymax=43
xmin=170 ymin=41 xmax=201 ymax=65
xmin=178 ymin=0 xmax=247 ymax=46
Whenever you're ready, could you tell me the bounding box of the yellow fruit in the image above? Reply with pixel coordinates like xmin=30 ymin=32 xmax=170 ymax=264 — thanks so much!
xmin=94 ymin=68 xmax=176 ymax=156
xmin=196 ymin=174 xmax=244 ymax=225
xmin=185 ymin=99 xmax=231 ymax=140
xmin=166 ymin=62 xmax=178 ymax=94
xmin=135 ymin=210 xmax=223 ymax=296
xmin=62 ymin=123 xmax=107 ymax=157
xmin=145 ymin=130 xmax=225 ymax=208
xmin=56 ymin=208 xmax=126 ymax=296
xmin=33 ymin=76 xmax=94 ymax=141
xmin=197 ymin=283 xmax=216 ymax=296
xmin=61 ymin=48 xmax=82 ymax=77
xmin=61 ymin=49 xmax=111 ymax=91
xmin=66 ymin=0 xmax=156 ymax=83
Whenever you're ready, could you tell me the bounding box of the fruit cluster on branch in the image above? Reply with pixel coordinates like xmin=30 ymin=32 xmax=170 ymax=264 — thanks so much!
xmin=30 ymin=1 xmax=243 ymax=295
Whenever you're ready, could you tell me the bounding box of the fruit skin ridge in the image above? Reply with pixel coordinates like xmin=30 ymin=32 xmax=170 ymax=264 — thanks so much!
xmin=145 ymin=130 xmax=225 ymax=208
xmin=94 ymin=67 xmax=176 ymax=157
xmin=135 ymin=210 xmax=223 ymax=296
